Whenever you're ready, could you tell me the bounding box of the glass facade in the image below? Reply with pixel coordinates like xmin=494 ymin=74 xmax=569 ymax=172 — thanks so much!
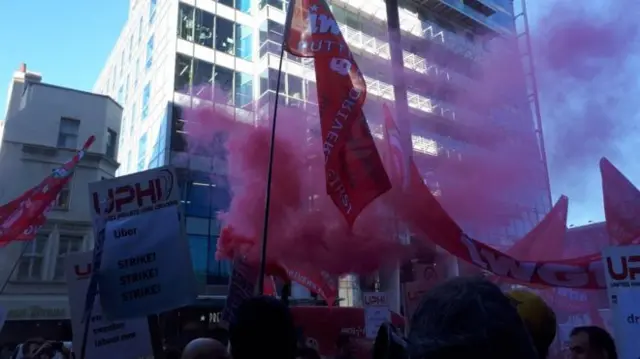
xmin=168 ymin=102 xmax=233 ymax=284
xmin=95 ymin=0 xmax=546 ymax=288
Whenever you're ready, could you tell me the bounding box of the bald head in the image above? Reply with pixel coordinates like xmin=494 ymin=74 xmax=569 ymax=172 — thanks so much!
xmin=181 ymin=338 xmax=228 ymax=359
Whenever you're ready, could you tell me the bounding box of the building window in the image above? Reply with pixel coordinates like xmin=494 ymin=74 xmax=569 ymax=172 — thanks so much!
xmin=193 ymin=58 xmax=214 ymax=94
xmin=117 ymin=86 xmax=124 ymax=105
xmin=215 ymin=17 xmax=235 ymax=54
xmin=129 ymin=34 xmax=134 ymax=61
xmin=53 ymin=234 xmax=84 ymax=280
xmin=150 ymin=0 xmax=157 ymax=23
xmin=126 ymin=150 xmax=132 ymax=173
xmin=138 ymin=133 xmax=148 ymax=171
xmin=175 ymin=54 xmax=193 ymax=92
xmin=195 ymin=9 xmax=214 ymax=48
xmin=106 ymin=128 xmax=118 ymax=159
xmin=134 ymin=59 xmax=140 ymax=89
xmin=178 ymin=3 xmax=195 ymax=41
xmin=146 ymin=35 xmax=154 ymax=70
xmin=214 ymin=65 xmax=234 ymax=96
xmin=142 ymin=83 xmax=151 ymax=120
xmin=235 ymin=71 xmax=253 ymax=108
xmin=131 ymin=102 xmax=137 ymax=122
xmin=138 ymin=16 xmax=144 ymax=43
xmin=219 ymin=0 xmax=234 ymax=8
xmin=54 ymin=182 xmax=71 ymax=210
xmin=188 ymin=235 xmax=208 ymax=273
xmin=57 ymin=117 xmax=80 ymax=149
xmin=235 ymin=24 xmax=253 ymax=61
xmin=15 ymin=234 xmax=48 ymax=281
xmin=236 ymin=0 xmax=251 ymax=12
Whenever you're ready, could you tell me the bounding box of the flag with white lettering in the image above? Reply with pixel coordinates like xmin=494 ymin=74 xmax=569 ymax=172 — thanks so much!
xmin=0 ymin=136 xmax=95 ymax=244
xmin=283 ymin=0 xmax=391 ymax=226
xmin=383 ymin=108 xmax=607 ymax=289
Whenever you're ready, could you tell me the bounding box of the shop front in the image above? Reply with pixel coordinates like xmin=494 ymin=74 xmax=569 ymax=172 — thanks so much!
xmin=0 ymin=295 xmax=72 ymax=345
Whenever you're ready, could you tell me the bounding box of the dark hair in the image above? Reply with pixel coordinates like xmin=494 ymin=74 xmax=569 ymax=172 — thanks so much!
xmin=208 ymin=327 xmax=230 ymax=347
xmin=297 ymin=347 xmax=322 ymax=359
xmin=570 ymin=326 xmax=617 ymax=359
xmin=163 ymin=346 xmax=182 ymax=359
xmin=230 ymin=296 xmax=297 ymax=359
xmin=408 ymin=277 xmax=537 ymax=359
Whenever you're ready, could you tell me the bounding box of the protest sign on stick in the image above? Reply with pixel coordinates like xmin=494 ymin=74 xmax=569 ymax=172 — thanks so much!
xmin=66 ymin=251 xmax=154 ymax=359
xmin=88 ymin=166 xmax=197 ymax=319
xmin=602 ymin=245 xmax=640 ymax=359
xmin=221 ymin=258 xmax=258 ymax=326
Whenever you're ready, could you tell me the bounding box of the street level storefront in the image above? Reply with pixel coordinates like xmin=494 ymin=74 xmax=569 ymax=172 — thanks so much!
xmin=0 ymin=295 xmax=71 ymax=344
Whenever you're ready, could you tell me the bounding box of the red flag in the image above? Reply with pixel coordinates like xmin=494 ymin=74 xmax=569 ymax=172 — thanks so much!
xmin=284 ymin=0 xmax=391 ymax=226
xmin=263 ymin=276 xmax=278 ymax=296
xmin=382 ymin=104 xmax=411 ymax=189
xmin=0 ymin=136 xmax=95 ymax=243
xmin=507 ymin=196 xmax=569 ymax=261
xmin=600 ymin=157 xmax=640 ymax=245
xmin=283 ymin=264 xmax=338 ymax=306
xmin=382 ymin=108 xmax=608 ymax=288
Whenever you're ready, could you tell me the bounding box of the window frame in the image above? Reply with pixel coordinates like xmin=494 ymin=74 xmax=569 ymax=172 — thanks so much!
xmin=52 ymin=233 xmax=85 ymax=281
xmin=106 ymin=128 xmax=118 ymax=159
xmin=142 ymin=83 xmax=151 ymax=120
xmin=57 ymin=117 xmax=80 ymax=149
xmin=146 ymin=35 xmax=154 ymax=70
xmin=53 ymin=180 xmax=72 ymax=211
xmin=149 ymin=0 xmax=157 ymax=24
xmin=13 ymin=233 xmax=50 ymax=282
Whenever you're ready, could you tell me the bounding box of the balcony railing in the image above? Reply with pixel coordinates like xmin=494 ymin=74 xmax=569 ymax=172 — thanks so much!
xmin=330 ymin=0 xmax=484 ymax=58
xmin=338 ymin=23 xmax=451 ymax=83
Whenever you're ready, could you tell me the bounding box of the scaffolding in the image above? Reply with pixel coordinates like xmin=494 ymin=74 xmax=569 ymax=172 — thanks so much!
xmin=513 ymin=0 xmax=553 ymax=211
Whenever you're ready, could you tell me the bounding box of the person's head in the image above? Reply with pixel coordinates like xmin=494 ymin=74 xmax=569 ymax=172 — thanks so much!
xmin=569 ymin=326 xmax=617 ymax=359
xmin=506 ymin=289 xmax=557 ymax=359
xmin=297 ymin=347 xmax=321 ymax=359
xmin=164 ymin=346 xmax=182 ymax=359
xmin=181 ymin=338 xmax=228 ymax=359
xmin=230 ymin=296 xmax=297 ymax=359
xmin=408 ymin=277 xmax=537 ymax=359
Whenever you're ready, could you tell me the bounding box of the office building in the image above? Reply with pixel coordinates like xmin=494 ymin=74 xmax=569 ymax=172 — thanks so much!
xmin=93 ymin=0 xmax=550 ymax=312
xmin=0 ymin=64 xmax=121 ymax=343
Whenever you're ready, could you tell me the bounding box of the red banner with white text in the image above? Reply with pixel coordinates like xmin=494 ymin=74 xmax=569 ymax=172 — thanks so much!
xmin=0 ymin=136 xmax=95 ymax=244
xmin=382 ymin=108 xmax=623 ymax=289
xmin=284 ymin=0 xmax=391 ymax=226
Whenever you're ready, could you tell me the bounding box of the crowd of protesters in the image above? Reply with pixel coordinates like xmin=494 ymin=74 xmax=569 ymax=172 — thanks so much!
xmin=2 ymin=277 xmax=617 ymax=359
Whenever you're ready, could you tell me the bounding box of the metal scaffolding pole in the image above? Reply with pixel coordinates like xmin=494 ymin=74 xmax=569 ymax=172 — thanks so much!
xmin=384 ymin=0 xmax=413 ymax=315
xmin=385 ymin=0 xmax=413 ymax=162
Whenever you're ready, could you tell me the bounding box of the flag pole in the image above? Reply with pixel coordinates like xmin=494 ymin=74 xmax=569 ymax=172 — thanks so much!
xmin=257 ymin=1 xmax=294 ymax=294
xmin=0 ymin=241 xmax=31 ymax=294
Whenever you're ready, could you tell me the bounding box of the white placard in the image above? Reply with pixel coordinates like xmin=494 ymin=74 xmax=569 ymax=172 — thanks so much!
xmin=98 ymin=205 xmax=197 ymax=319
xmin=602 ymin=245 xmax=640 ymax=359
xmin=363 ymin=292 xmax=391 ymax=339
xmin=88 ymin=166 xmax=196 ymax=319
xmin=66 ymin=251 xmax=153 ymax=359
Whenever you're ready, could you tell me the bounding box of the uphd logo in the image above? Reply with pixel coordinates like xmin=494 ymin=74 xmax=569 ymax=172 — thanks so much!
xmin=306 ymin=4 xmax=340 ymax=35
xmin=606 ymin=255 xmax=640 ymax=281
xmin=91 ymin=169 xmax=174 ymax=215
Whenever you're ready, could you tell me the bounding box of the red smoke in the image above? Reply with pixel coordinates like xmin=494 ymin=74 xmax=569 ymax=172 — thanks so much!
xmin=184 ymin=89 xmax=404 ymax=276
xmin=182 ymin=0 xmax=640 ymax=277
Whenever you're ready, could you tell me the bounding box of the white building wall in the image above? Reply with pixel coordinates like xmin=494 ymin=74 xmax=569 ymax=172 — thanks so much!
xmin=0 ymin=71 xmax=121 ymax=322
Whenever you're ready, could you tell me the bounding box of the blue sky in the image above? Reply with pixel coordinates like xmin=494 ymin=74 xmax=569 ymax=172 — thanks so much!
xmin=0 ymin=0 xmax=128 ymax=92
xmin=0 ymin=0 xmax=635 ymax=227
